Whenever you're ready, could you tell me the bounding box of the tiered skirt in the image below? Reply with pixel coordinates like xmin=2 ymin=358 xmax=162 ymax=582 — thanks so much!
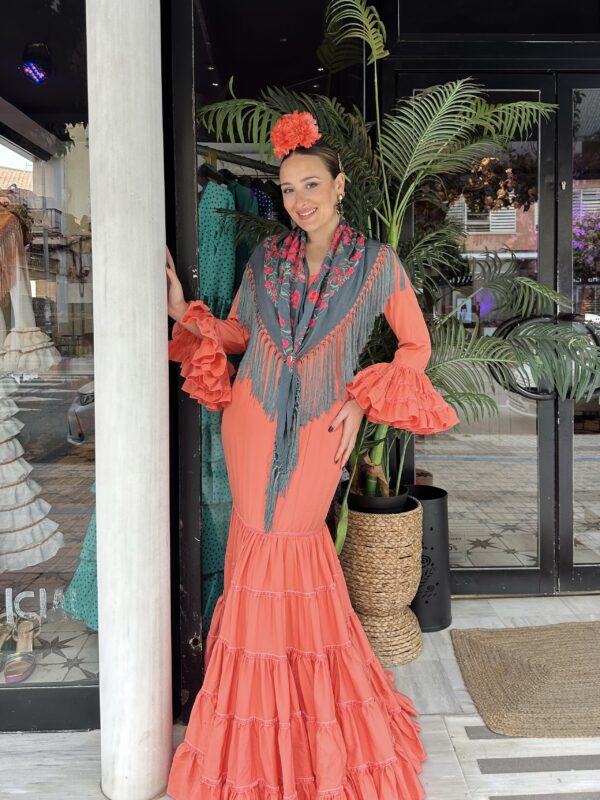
xmin=167 ymin=506 xmax=426 ymax=800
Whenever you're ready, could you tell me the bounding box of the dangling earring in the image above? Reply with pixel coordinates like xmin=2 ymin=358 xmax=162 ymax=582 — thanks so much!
xmin=336 ymin=193 xmax=344 ymax=218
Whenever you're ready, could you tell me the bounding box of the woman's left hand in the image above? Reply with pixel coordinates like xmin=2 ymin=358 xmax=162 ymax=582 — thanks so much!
xmin=329 ymin=399 xmax=364 ymax=465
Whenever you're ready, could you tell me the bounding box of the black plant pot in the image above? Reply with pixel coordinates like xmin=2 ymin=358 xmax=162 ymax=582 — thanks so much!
xmin=344 ymin=483 xmax=409 ymax=514
xmin=407 ymin=484 xmax=452 ymax=633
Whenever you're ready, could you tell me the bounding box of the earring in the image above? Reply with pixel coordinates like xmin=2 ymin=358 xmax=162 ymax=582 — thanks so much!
xmin=336 ymin=194 xmax=344 ymax=217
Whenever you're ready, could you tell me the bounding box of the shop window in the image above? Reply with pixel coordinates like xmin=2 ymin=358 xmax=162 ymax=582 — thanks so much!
xmin=0 ymin=124 xmax=97 ymax=691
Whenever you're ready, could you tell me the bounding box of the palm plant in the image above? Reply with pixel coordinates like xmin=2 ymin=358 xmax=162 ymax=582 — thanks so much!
xmin=197 ymin=0 xmax=600 ymax=554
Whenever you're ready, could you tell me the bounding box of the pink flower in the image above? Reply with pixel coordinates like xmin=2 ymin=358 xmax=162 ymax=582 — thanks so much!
xmin=357 ymin=236 xmax=366 ymax=246
xmin=350 ymin=252 xmax=361 ymax=262
xmin=291 ymin=289 xmax=300 ymax=308
xmin=282 ymin=338 xmax=290 ymax=348
xmin=265 ymin=281 xmax=272 ymax=290
xmin=308 ymin=319 xmax=316 ymax=327
xmin=346 ymin=266 xmax=354 ymax=275
xmin=265 ymin=266 xmax=274 ymax=274
xmin=278 ymin=313 xmax=285 ymax=325
xmin=308 ymin=289 xmax=319 ymax=303
xmin=318 ymin=299 xmax=327 ymax=309
xmin=286 ymin=355 xmax=294 ymax=366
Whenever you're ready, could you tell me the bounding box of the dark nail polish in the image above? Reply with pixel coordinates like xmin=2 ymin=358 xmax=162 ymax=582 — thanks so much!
xmin=328 ymin=425 xmax=333 ymax=432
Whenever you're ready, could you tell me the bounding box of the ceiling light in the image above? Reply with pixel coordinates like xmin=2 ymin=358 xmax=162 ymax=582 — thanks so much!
xmin=280 ymin=37 xmax=288 ymax=42
xmin=208 ymin=65 xmax=215 ymax=71
xmin=20 ymin=42 xmax=52 ymax=85
xmin=211 ymin=82 xmax=219 ymax=87
xmin=317 ymin=67 xmax=324 ymax=72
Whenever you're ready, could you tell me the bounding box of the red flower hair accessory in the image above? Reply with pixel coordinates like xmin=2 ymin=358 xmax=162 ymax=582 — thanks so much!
xmin=270 ymin=111 xmax=321 ymax=158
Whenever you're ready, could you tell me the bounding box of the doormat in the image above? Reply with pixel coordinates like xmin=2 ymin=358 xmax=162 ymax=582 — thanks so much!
xmin=451 ymin=621 xmax=600 ymax=737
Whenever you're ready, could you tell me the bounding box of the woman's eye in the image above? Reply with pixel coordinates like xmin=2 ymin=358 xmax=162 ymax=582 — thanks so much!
xmin=306 ymin=183 xmax=318 ymax=189
xmin=282 ymin=188 xmax=292 ymax=194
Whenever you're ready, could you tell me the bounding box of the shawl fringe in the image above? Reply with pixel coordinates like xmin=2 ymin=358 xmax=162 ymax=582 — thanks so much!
xmin=234 ymin=246 xmax=401 ymax=531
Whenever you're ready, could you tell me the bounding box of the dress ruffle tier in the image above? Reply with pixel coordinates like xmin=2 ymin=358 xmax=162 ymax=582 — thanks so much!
xmin=168 ymin=301 xmax=233 ymax=411
xmin=167 ymin=507 xmax=426 ymax=800
xmin=346 ymin=362 xmax=459 ymax=435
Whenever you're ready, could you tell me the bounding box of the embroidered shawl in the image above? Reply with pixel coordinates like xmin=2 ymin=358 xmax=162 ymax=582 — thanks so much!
xmin=235 ymin=232 xmax=405 ymax=532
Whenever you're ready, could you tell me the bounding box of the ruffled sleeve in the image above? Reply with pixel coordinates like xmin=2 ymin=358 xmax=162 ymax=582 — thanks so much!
xmin=345 ymin=248 xmax=459 ymax=434
xmin=168 ymin=286 xmax=250 ymax=411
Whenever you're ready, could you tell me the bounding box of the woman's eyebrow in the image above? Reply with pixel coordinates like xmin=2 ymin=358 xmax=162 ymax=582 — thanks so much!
xmin=280 ymin=176 xmax=321 ymax=187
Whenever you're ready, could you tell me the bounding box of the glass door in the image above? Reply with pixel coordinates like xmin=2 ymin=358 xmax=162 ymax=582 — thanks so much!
xmin=394 ymin=72 xmax=558 ymax=594
xmin=557 ymin=75 xmax=600 ymax=591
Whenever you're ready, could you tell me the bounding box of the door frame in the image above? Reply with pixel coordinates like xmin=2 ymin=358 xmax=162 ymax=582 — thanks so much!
xmin=391 ymin=71 xmax=558 ymax=594
xmin=556 ymin=73 xmax=600 ymax=592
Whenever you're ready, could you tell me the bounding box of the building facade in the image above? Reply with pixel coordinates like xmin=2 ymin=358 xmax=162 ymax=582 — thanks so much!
xmin=0 ymin=1 xmax=599 ymax=797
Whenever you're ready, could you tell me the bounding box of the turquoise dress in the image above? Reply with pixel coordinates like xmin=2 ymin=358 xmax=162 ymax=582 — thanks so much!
xmin=63 ymin=482 xmax=98 ymax=631
xmin=198 ymin=182 xmax=237 ymax=642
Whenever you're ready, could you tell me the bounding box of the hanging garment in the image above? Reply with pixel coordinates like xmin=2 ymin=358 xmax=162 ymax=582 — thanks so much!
xmin=0 ymin=372 xmax=64 ymax=572
xmin=167 ymin=230 xmax=458 ymax=799
xmin=226 ymin=180 xmax=259 ymax=292
xmin=254 ymin=187 xmax=274 ymax=221
xmin=199 ymin=182 xmax=237 ymax=318
xmin=62 ymin=482 xmax=98 ymax=631
xmin=197 ymin=181 xmax=237 ymax=639
xmin=0 ymin=208 xmax=61 ymax=374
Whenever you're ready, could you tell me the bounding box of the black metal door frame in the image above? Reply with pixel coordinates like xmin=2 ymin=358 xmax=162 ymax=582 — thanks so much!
xmin=391 ymin=70 xmax=559 ymax=595
xmin=556 ymin=73 xmax=600 ymax=592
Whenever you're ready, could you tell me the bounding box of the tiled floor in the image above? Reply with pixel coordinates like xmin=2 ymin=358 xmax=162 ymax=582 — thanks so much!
xmin=2 ymin=595 xmax=600 ymax=800
xmin=417 ymin=429 xmax=600 ymax=568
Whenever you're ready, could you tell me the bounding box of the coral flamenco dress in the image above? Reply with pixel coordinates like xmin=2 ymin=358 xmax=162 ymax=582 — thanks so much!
xmin=167 ymin=238 xmax=459 ymax=800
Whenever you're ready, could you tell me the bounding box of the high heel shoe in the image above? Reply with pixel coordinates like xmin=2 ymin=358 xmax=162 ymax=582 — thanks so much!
xmin=4 ymin=614 xmax=41 ymax=684
xmin=0 ymin=612 xmax=16 ymax=674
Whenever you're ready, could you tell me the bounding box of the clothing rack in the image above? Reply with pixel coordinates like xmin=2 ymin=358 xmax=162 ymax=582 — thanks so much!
xmin=197 ymin=144 xmax=279 ymax=176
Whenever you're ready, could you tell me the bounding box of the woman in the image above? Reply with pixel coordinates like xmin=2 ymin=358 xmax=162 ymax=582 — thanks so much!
xmin=165 ymin=111 xmax=459 ymax=799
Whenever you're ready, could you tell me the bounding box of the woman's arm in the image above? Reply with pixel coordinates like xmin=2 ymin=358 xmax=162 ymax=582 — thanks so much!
xmin=345 ymin=248 xmax=459 ymax=434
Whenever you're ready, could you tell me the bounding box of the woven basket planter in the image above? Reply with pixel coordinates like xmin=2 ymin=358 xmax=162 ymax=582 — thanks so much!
xmin=336 ymin=496 xmax=424 ymax=666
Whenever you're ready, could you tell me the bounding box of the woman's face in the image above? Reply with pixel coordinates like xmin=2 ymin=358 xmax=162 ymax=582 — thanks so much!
xmin=279 ymin=153 xmax=344 ymax=235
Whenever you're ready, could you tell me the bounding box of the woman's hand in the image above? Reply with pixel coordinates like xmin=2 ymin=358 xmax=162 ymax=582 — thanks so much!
xmin=166 ymin=247 xmax=189 ymax=322
xmin=329 ymin=399 xmax=364 ymax=465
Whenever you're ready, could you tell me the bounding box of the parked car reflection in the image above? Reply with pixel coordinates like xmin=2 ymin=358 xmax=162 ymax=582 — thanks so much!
xmin=67 ymin=381 xmax=94 ymax=445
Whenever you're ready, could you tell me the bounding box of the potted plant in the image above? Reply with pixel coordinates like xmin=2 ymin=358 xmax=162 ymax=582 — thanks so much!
xmin=195 ymin=0 xmax=600 ymax=658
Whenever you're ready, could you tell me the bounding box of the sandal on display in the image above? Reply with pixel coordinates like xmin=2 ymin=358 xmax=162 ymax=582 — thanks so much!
xmin=4 ymin=614 xmax=41 ymax=684
xmin=0 ymin=613 xmax=16 ymax=674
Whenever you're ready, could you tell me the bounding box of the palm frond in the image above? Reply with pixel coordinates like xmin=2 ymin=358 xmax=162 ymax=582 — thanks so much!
xmin=427 ymin=318 xmax=518 ymax=397
xmin=470 ymin=250 xmax=571 ymax=316
xmin=198 ymin=97 xmax=279 ymax=160
xmin=325 ymin=0 xmax=389 ymax=65
xmin=317 ymin=33 xmax=364 ymax=73
xmin=506 ymin=321 xmax=600 ymax=402
xmin=470 ymin=98 xmax=558 ymax=144
xmin=443 ymin=391 xmax=498 ymax=423
xmin=216 ymin=209 xmax=288 ymax=250
xmin=399 ymin=221 xmax=467 ymax=295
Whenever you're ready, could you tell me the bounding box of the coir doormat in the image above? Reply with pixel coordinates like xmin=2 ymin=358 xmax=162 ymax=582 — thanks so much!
xmin=451 ymin=621 xmax=600 ymax=737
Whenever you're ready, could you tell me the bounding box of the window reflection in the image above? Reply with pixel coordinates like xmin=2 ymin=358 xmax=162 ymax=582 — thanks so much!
xmin=0 ymin=123 xmax=97 ymax=687
xmin=572 ymin=88 xmax=600 ymax=565
xmin=414 ymin=90 xmax=540 ymax=569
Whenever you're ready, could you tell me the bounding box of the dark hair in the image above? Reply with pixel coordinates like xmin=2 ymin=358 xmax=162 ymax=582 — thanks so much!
xmin=280 ymin=141 xmax=341 ymax=179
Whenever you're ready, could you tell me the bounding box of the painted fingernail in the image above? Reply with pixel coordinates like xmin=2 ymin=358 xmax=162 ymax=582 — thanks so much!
xmin=328 ymin=425 xmax=333 ymax=432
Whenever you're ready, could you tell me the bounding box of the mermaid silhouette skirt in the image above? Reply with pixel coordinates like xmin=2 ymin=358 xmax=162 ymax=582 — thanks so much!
xmin=166 ymin=375 xmax=427 ymax=799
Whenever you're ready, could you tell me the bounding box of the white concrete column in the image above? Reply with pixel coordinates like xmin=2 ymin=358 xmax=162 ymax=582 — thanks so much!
xmin=85 ymin=2 xmax=172 ymax=798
